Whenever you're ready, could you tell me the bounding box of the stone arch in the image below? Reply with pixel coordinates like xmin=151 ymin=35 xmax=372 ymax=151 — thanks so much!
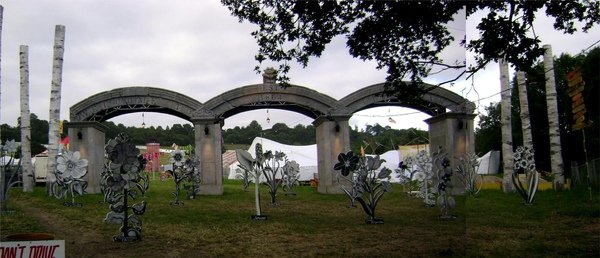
xmin=203 ymin=83 xmax=338 ymax=120
xmin=68 ymin=78 xmax=475 ymax=195
xmin=70 ymin=87 xmax=203 ymax=122
xmin=338 ymin=83 xmax=475 ymax=116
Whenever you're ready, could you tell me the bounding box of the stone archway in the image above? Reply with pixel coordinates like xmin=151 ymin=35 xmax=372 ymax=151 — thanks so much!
xmin=69 ymin=73 xmax=475 ymax=195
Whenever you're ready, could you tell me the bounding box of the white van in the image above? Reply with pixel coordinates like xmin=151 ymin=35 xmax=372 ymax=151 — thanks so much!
xmin=32 ymin=154 xmax=49 ymax=183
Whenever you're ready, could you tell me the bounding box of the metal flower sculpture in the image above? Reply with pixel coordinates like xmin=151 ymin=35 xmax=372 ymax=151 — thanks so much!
xmin=1 ymin=140 xmax=22 ymax=213
xmin=334 ymin=152 xmax=393 ymax=224
xmin=512 ymin=146 xmax=539 ymax=205
xmin=182 ymin=155 xmax=202 ymax=200
xmin=282 ymin=160 xmax=300 ymax=196
xmin=236 ymin=145 xmax=267 ymax=220
xmin=262 ymin=150 xmax=286 ymax=205
xmin=51 ymin=150 xmax=89 ymax=206
xmin=170 ymin=149 xmax=186 ymax=167
xmin=102 ymin=133 xmax=149 ymax=242
xmin=334 ymin=151 xmax=361 ymax=207
xmin=412 ymin=150 xmax=435 ymax=206
xmin=169 ymin=154 xmax=202 ymax=205
xmin=396 ymin=156 xmax=418 ymax=193
xmin=456 ymin=153 xmax=483 ymax=197
xmin=235 ymin=167 xmax=252 ymax=191
xmin=433 ymin=147 xmax=456 ymax=219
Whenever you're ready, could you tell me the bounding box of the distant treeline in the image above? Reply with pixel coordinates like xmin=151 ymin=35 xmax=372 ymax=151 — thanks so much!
xmin=2 ymin=116 xmax=428 ymax=156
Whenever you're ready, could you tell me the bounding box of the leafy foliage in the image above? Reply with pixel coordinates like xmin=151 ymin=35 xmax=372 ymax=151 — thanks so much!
xmin=222 ymin=0 xmax=599 ymax=95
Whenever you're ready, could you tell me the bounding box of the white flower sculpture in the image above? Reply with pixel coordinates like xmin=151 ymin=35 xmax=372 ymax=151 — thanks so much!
xmin=2 ymin=139 xmax=18 ymax=154
xmin=170 ymin=149 xmax=186 ymax=167
xmin=52 ymin=150 xmax=89 ymax=206
xmin=57 ymin=151 xmax=89 ymax=179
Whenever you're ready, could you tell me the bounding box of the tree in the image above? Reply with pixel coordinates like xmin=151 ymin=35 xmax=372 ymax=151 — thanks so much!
xmin=47 ymin=25 xmax=66 ymax=194
xmin=499 ymin=59 xmax=515 ymax=193
xmin=475 ymin=103 xmax=501 ymax=156
xmin=222 ymin=1 xmax=599 ymax=95
xmin=20 ymin=45 xmax=34 ymax=191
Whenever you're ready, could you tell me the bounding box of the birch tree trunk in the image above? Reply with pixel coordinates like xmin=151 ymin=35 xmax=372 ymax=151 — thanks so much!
xmin=499 ymin=59 xmax=515 ymax=193
xmin=543 ymin=44 xmax=565 ymax=190
xmin=20 ymin=45 xmax=34 ymax=192
xmin=517 ymin=71 xmax=534 ymax=149
xmin=0 ymin=5 xmax=5 ymax=210
xmin=0 ymin=5 xmax=4 ymax=144
xmin=47 ymin=25 xmax=66 ymax=195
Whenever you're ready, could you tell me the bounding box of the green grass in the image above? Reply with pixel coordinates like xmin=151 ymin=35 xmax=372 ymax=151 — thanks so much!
xmin=1 ymin=180 xmax=598 ymax=257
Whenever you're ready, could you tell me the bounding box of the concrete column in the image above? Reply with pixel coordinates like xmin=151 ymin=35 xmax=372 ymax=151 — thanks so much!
xmin=193 ymin=119 xmax=223 ymax=195
xmin=67 ymin=122 xmax=108 ymax=194
xmin=313 ymin=116 xmax=350 ymax=194
xmin=425 ymin=113 xmax=476 ymax=195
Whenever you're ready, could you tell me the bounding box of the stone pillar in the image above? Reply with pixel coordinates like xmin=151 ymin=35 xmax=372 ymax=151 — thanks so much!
xmin=313 ymin=116 xmax=351 ymax=194
xmin=425 ymin=113 xmax=476 ymax=195
xmin=193 ymin=119 xmax=223 ymax=195
xmin=67 ymin=121 xmax=108 ymax=194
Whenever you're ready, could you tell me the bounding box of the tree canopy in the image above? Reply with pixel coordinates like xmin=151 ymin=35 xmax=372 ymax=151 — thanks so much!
xmin=222 ymin=0 xmax=599 ymax=96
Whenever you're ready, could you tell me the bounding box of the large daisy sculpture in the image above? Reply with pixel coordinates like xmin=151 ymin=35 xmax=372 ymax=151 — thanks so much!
xmin=52 ymin=150 xmax=89 ymax=206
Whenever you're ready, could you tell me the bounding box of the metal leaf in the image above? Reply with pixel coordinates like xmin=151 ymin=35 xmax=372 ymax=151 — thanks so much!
xmin=104 ymin=211 xmax=125 ymax=224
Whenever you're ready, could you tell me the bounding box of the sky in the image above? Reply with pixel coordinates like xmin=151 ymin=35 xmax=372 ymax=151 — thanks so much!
xmin=0 ymin=1 xmax=598 ymax=132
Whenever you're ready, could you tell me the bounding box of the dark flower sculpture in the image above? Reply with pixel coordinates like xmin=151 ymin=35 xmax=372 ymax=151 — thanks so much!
xmin=433 ymin=147 xmax=456 ymax=219
xmin=51 ymin=150 xmax=89 ymax=206
xmin=101 ymin=133 xmax=149 ymax=242
xmin=334 ymin=151 xmax=361 ymax=207
xmin=334 ymin=151 xmax=359 ymax=176
xmin=334 ymin=152 xmax=392 ymax=224
xmin=169 ymin=152 xmax=202 ymax=205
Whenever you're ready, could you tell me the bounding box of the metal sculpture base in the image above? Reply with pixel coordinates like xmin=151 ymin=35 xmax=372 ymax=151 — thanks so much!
xmin=251 ymin=215 xmax=268 ymax=220
xmin=439 ymin=215 xmax=457 ymax=220
xmin=113 ymin=235 xmax=141 ymax=242
xmin=63 ymin=202 xmax=82 ymax=207
xmin=170 ymin=201 xmax=184 ymax=206
xmin=366 ymin=219 xmax=384 ymax=224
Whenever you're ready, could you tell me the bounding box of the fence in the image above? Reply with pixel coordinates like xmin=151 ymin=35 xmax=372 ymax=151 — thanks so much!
xmin=571 ymin=158 xmax=600 ymax=189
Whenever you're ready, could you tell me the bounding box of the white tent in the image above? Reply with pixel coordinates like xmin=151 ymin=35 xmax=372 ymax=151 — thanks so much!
xmin=477 ymin=150 xmax=500 ymax=174
xmin=227 ymin=138 xmax=415 ymax=183
xmin=228 ymin=137 xmax=318 ymax=181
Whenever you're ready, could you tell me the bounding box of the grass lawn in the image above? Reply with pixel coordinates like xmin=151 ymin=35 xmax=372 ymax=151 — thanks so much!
xmin=1 ymin=179 xmax=598 ymax=257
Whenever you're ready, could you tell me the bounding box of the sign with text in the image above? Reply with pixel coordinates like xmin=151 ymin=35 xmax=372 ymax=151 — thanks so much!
xmin=0 ymin=240 xmax=65 ymax=258
xmin=566 ymin=69 xmax=587 ymax=131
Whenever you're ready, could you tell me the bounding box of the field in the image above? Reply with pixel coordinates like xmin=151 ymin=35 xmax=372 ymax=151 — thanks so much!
xmin=1 ymin=179 xmax=598 ymax=257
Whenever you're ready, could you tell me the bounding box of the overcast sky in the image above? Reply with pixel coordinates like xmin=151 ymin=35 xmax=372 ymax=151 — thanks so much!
xmin=1 ymin=1 xmax=598 ymax=132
